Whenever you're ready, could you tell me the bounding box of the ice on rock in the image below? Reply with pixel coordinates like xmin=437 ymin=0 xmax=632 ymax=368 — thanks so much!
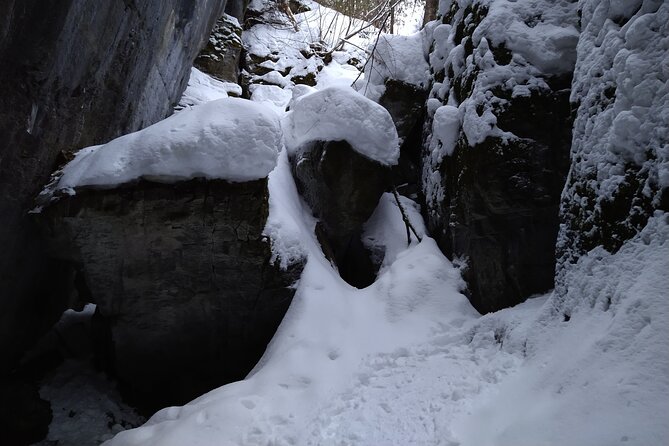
xmin=56 ymin=98 xmax=282 ymax=189
xmin=283 ymin=86 xmax=400 ymax=165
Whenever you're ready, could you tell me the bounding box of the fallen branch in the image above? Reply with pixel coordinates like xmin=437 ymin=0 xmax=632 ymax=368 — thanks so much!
xmin=391 ymin=187 xmax=422 ymax=246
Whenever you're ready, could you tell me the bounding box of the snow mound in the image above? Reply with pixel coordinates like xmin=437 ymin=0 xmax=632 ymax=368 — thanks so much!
xmin=56 ymin=98 xmax=281 ymax=189
xmin=283 ymin=86 xmax=400 ymax=165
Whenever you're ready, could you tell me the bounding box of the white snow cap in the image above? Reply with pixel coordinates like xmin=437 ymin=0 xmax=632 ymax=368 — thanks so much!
xmin=283 ymin=86 xmax=400 ymax=165
xmin=57 ymin=98 xmax=282 ymax=189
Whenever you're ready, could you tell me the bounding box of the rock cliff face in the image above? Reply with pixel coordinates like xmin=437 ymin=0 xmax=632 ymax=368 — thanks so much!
xmin=420 ymin=0 xmax=578 ymax=313
xmin=555 ymin=0 xmax=668 ymax=302
xmin=38 ymin=178 xmax=299 ymax=411
xmin=0 ymin=0 xmax=226 ymax=372
xmin=195 ymin=14 xmax=244 ymax=84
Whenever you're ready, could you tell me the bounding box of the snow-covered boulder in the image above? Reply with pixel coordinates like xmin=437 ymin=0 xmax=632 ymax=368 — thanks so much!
xmin=35 ymin=97 xmax=301 ymax=410
xmin=38 ymin=177 xmax=301 ymax=411
xmin=420 ymin=0 xmax=578 ymax=313
xmin=284 ymin=87 xmax=399 ymax=286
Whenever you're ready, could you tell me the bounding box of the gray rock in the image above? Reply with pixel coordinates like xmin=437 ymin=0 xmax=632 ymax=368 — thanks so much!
xmin=291 ymin=141 xmax=390 ymax=287
xmin=195 ymin=14 xmax=244 ymax=84
xmin=0 ymin=0 xmax=226 ymax=373
xmin=421 ymin=1 xmax=575 ymax=313
xmin=378 ymin=79 xmax=429 ymax=194
xmin=37 ymin=178 xmax=301 ymax=411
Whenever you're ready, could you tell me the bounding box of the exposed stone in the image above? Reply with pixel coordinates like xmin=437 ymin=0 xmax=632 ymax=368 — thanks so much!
xmin=379 ymin=79 xmax=429 ymax=193
xmin=291 ymin=141 xmax=390 ymax=287
xmin=37 ymin=178 xmax=301 ymax=411
xmin=0 ymin=0 xmax=226 ymax=374
xmin=195 ymin=14 xmax=244 ymax=84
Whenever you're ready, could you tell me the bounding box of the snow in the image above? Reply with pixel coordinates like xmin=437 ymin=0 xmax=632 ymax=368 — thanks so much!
xmin=249 ymin=84 xmax=293 ymax=112
xmin=54 ymin=98 xmax=281 ymax=190
xmin=362 ymin=192 xmax=426 ymax=272
xmin=176 ymin=67 xmax=242 ymax=110
xmin=282 ymin=86 xmax=400 ymax=165
xmin=358 ymin=31 xmax=430 ymax=101
xmin=455 ymin=212 xmax=669 ymax=446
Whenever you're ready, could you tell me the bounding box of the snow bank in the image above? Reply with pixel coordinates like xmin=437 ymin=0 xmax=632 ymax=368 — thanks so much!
xmin=283 ymin=86 xmax=400 ymax=165
xmin=56 ymin=98 xmax=281 ymax=189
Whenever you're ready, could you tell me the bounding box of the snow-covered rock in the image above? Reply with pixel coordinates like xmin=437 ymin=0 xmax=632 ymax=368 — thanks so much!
xmin=38 ymin=176 xmax=301 ymax=411
xmin=420 ymin=0 xmax=578 ymax=312
xmin=176 ymin=67 xmax=242 ymax=110
xmin=193 ymin=14 xmax=243 ymax=84
xmin=557 ymin=0 xmax=669 ymax=272
xmin=283 ymin=86 xmax=400 ymax=165
xmin=53 ymin=98 xmax=281 ymax=191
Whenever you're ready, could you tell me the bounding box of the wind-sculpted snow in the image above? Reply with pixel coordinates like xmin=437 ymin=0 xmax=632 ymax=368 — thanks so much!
xmin=283 ymin=86 xmax=400 ymax=165
xmin=54 ymin=98 xmax=281 ymax=190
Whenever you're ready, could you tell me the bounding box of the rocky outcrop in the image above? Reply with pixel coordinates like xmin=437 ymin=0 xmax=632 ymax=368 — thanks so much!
xmin=291 ymin=141 xmax=390 ymax=287
xmin=0 ymin=0 xmax=226 ymax=374
xmin=195 ymin=14 xmax=244 ymax=84
xmin=421 ymin=0 xmax=578 ymax=313
xmin=555 ymin=0 xmax=669 ymax=301
xmin=37 ymin=178 xmax=300 ymax=411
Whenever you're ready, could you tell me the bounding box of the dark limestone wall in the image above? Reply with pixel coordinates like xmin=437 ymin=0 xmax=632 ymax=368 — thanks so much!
xmin=421 ymin=1 xmax=578 ymax=313
xmin=0 ymin=0 xmax=226 ymax=372
xmin=37 ymin=179 xmax=300 ymax=411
